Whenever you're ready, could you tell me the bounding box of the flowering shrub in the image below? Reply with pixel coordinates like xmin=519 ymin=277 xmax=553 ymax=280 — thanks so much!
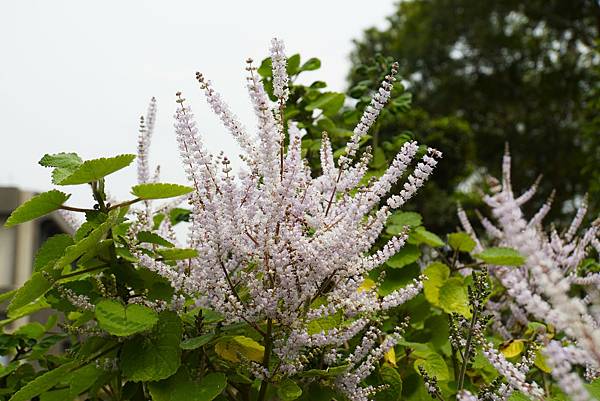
xmin=0 ymin=39 xmax=599 ymax=401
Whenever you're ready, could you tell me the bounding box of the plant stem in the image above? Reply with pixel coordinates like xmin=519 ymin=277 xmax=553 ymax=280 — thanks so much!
xmin=257 ymin=319 xmax=273 ymax=401
xmin=60 ymin=265 xmax=108 ymax=280
xmin=60 ymin=205 xmax=96 ymax=213
xmin=458 ymin=308 xmax=478 ymax=391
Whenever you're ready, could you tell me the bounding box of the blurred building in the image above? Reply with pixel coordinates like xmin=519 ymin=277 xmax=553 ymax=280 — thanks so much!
xmin=0 ymin=187 xmax=73 ymax=320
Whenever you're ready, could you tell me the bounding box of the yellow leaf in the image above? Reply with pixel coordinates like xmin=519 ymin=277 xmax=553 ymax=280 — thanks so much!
xmin=384 ymin=347 xmax=397 ymax=367
xmin=500 ymin=340 xmax=524 ymax=358
xmin=534 ymin=350 xmax=552 ymax=373
xmin=358 ymin=278 xmax=376 ymax=293
xmin=215 ymin=336 xmax=264 ymax=363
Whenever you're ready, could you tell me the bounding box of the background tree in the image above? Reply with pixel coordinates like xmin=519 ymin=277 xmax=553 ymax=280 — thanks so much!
xmin=349 ymin=0 xmax=600 ymax=229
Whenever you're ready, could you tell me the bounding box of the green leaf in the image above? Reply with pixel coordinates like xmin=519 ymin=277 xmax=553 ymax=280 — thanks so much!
xmin=300 ymin=57 xmax=321 ymax=72
xmin=287 ymin=54 xmax=301 ymax=75
xmin=95 ymin=299 xmax=158 ymax=336
xmin=306 ymin=310 xmax=343 ymax=335
xmin=39 ymin=152 xmax=82 ymax=168
xmin=8 ymin=272 xmax=53 ymax=314
xmin=500 ymin=339 xmax=525 ymax=358
xmin=386 ymin=244 xmax=421 ymax=268
xmin=214 ymin=336 xmax=265 ymax=363
xmin=388 ymin=211 xmax=422 ymax=228
xmin=131 ymin=183 xmax=193 ymax=200
xmin=5 ymin=190 xmax=70 ymax=227
xmin=411 ymin=227 xmax=444 ymax=247
xmin=69 ymin=363 xmax=104 ymax=397
xmin=306 ymin=92 xmax=345 ymax=117
xmin=508 ymin=392 xmax=530 ymax=401
xmin=39 ymin=153 xmax=83 ymax=184
xmin=148 ymin=369 xmax=226 ymax=401
xmin=34 ymin=234 xmax=74 ymax=271
xmin=157 ymin=248 xmax=198 ymax=260
xmin=586 ymin=378 xmax=600 ymax=398
xmin=375 ymin=365 xmax=402 ymax=401
xmin=53 ymin=210 xmax=119 ymax=271
xmin=8 ymin=361 xmax=78 ymax=401
xmin=438 ymin=276 xmax=471 ymax=317
xmin=14 ymin=322 xmax=46 ymax=339
xmin=40 ymin=389 xmax=71 ymax=401
xmin=474 ymin=247 xmax=525 ymax=266
xmin=0 ymin=361 xmax=19 ymax=379
xmin=137 ymin=231 xmax=174 ymax=248
xmin=0 ymin=289 xmax=16 ymax=304
xmin=257 ymin=57 xmax=272 ymax=78
xmin=277 ymin=379 xmax=302 ymax=401
xmin=2 ymin=298 xmax=50 ymax=325
xmin=447 ymin=232 xmax=476 ymax=252
xmin=423 ymin=262 xmax=450 ymax=306
xmin=414 ymin=350 xmax=450 ymax=381
xmin=121 ymin=311 xmax=183 ymax=381
xmin=180 ymin=333 xmax=215 ymax=350
xmin=56 ymin=154 xmax=135 ymax=185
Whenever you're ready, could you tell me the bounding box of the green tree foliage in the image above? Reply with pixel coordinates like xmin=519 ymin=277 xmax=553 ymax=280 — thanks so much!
xmin=349 ymin=0 xmax=600 ymax=224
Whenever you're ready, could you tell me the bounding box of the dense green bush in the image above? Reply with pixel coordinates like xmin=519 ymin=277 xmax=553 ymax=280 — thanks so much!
xmin=0 ymin=40 xmax=599 ymax=401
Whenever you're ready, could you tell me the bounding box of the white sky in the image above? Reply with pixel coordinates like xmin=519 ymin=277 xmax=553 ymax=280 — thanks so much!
xmin=0 ymin=0 xmax=395 ymax=207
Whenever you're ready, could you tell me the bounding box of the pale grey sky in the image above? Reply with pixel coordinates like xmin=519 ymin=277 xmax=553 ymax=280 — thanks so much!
xmin=0 ymin=0 xmax=395 ymax=207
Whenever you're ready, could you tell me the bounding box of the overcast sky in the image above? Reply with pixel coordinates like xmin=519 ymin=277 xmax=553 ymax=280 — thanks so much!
xmin=0 ymin=1 xmax=395 ymax=207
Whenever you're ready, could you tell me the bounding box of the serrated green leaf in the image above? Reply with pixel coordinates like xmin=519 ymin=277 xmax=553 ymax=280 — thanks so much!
xmin=137 ymin=231 xmax=174 ymax=248
xmin=148 ymin=369 xmax=226 ymax=401
xmin=8 ymin=272 xmax=53 ymax=314
xmin=411 ymin=227 xmax=444 ymax=247
xmin=277 ymin=379 xmax=302 ymax=401
xmin=39 ymin=153 xmax=83 ymax=185
xmin=214 ymin=336 xmax=264 ymax=363
xmin=447 ymin=232 xmax=476 ymax=252
xmin=8 ymin=361 xmax=78 ymax=401
xmin=95 ymin=299 xmax=158 ymax=337
xmin=53 ymin=210 xmax=118 ymax=271
xmin=131 ymin=183 xmax=193 ymax=200
xmin=423 ymin=262 xmax=450 ymax=306
xmin=5 ymin=190 xmax=70 ymax=227
xmin=157 ymin=248 xmax=198 ymax=260
xmin=386 ymin=244 xmax=421 ymax=268
xmin=438 ymin=276 xmax=471 ymax=317
xmin=39 ymin=153 xmax=83 ymax=168
xmin=34 ymin=234 xmax=74 ymax=271
xmin=474 ymin=247 xmax=525 ymax=266
xmin=121 ymin=311 xmax=182 ymax=381
xmin=56 ymin=154 xmax=135 ymax=185
xmin=181 ymin=333 xmax=215 ymax=350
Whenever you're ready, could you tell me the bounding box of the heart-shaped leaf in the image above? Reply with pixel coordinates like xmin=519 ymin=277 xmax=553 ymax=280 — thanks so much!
xmin=95 ymin=299 xmax=158 ymax=336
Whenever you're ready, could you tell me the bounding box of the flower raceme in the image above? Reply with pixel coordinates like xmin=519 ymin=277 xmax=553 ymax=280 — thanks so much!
xmin=154 ymin=38 xmax=441 ymax=399
xmin=458 ymin=149 xmax=600 ymax=401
